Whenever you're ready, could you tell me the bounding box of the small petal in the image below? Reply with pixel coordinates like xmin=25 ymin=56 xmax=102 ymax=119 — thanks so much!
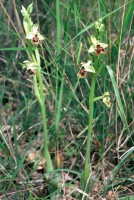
xmin=26 ymin=32 xmax=35 ymax=39
xmin=23 ymin=60 xmax=31 ymax=64
xmin=99 ymin=42 xmax=108 ymax=48
xmin=37 ymin=33 xmax=44 ymax=40
xmin=23 ymin=60 xmax=38 ymax=68
xmin=86 ymin=66 xmax=96 ymax=73
xmin=88 ymin=45 xmax=95 ymax=53
xmin=32 ymin=24 xmax=38 ymax=34
xmin=90 ymin=35 xmax=98 ymax=45
xmin=81 ymin=61 xmax=96 ymax=73
xmin=81 ymin=61 xmax=92 ymax=68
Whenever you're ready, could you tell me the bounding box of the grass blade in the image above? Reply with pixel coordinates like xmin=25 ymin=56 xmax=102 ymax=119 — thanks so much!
xmin=106 ymin=65 xmax=131 ymax=135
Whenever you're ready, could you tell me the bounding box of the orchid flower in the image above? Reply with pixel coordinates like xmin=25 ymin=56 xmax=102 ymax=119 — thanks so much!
xmin=78 ymin=60 xmax=95 ymax=78
xmin=26 ymin=24 xmax=44 ymax=45
xmin=23 ymin=60 xmax=38 ymax=75
xmin=88 ymin=35 xmax=108 ymax=56
xmin=103 ymin=92 xmax=111 ymax=108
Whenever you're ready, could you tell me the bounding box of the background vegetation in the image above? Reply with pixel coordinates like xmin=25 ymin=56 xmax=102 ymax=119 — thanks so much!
xmin=0 ymin=0 xmax=133 ymax=199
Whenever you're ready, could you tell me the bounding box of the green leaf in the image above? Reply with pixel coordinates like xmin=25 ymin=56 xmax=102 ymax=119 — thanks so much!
xmin=106 ymin=65 xmax=130 ymax=133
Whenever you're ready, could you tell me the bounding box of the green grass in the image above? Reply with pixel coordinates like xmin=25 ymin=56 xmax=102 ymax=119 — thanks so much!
xmin=0 ymin=0 xmax=133 ymax=199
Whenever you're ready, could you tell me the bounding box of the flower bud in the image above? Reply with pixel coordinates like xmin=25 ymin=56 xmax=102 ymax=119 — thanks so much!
xmin=103 ymin=92 xmax=111 ymax=108
xmin=94 ymin=18 xmax=104 ymax=33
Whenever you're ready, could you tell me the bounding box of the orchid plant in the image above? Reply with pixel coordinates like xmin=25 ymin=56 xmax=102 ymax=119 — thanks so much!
xmin=21 ymin=4 xmax=57 ymax=200
xmin=78 ymin=20 xmax=111 ymax=197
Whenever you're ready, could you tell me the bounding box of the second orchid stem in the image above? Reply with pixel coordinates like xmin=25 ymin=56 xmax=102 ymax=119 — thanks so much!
xmin=81 ymin=74 xmax=96 ymax=193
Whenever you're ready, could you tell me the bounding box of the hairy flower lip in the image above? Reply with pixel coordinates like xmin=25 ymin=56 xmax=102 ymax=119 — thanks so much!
xmin=78 ymin=67 xmax=87 ymax=78
xmin=95 ymin=44 xmax=107 ymax=56
xmin=27 ymin=67 xmax=36 ymax=75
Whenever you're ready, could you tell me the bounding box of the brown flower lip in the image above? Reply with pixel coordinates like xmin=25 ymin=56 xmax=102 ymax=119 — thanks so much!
xmin=32 ymin=34 xmax=39 ymax=45
xmin=95 ymin=44 xmax=106 ymax=56
xmin=105 ymin=97 xmax=111 ymax=106
xmin=79 ymin=67 xmax=87 ymax=78
xmin=27 ymin=68 xmax=36 ymax=75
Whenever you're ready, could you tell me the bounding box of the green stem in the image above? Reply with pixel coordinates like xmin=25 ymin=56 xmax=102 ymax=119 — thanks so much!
xmin=55 ymin=0 xmax=61 ymax=121
xmin=38 ymin=72 xmax=53 ymax=172
xmin=93 ymin=95 xmax=103 ymax=102
xmin=56 ymin=0 xmax=61 ymax=54
xmin=34 ymin=49 xmax=56 ymax=200
xmin=95 ymin=62 xmax=105 ymax=77
xmin=81 ymin=75 xmax=96 ymax=192
xmin=34 ymin=48 xmax=53 ymax=172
